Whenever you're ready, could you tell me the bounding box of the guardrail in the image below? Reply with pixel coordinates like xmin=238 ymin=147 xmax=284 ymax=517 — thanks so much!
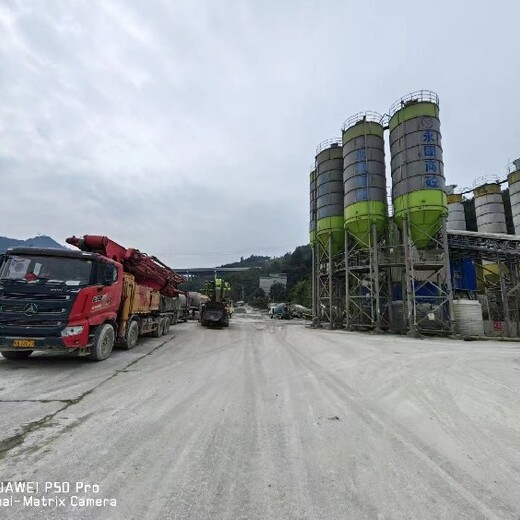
xmin=341 ymin=111 xmax=385 ymax=132
xmin=315 ymin=137 xmax=342 ymax=155
xmin=388 ymin=90 xmax=439 ymax=118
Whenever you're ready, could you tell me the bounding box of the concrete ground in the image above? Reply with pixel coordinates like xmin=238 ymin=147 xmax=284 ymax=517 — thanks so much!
xmin=0 ymin=315 xmax=519 ymax=519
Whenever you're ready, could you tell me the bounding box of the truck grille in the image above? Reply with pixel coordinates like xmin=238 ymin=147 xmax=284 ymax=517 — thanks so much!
xmin=1 ymin=320 xmax=64 ymax=328
xmin=0 ymin=288 xmax=77 ymax=336
xmin=1 ymin=291 xmax=70 ymax=302
xmin=0 ymin=304 xmax=67 ymax=314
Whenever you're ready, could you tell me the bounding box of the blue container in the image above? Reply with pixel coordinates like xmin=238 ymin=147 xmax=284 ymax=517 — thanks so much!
xmin=451 ymin=259 xmax=477 ymax=292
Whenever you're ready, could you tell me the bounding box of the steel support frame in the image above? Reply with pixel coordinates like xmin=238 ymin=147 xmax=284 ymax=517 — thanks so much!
xmin=448 ymin=232 xmax=520 ymax=337
xmin=344 ymin=225 xmax=389 ymax=331
xmin=313 ymin=233 xmax=344 ymax=329
xmin=400 ymin=216 xmax=453 ymax=336
xmin=472 ymin=257 xmax=519 ymax=336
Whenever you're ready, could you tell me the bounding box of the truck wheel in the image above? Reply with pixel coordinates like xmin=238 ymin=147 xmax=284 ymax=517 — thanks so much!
xmin=1 ymin=350 xmax=33 ymax=360
xmin=121 ymin=320 xmax=139 ymax=350
xmin=152 ymin=319 xmax=162 ymax=338
xmin=172 ymin=313 xmax=178 ymax=325
xmin=163 ymin=317 xmax=170 ymax=335
xmin=89 ymin=324 xmax=115 ymax=361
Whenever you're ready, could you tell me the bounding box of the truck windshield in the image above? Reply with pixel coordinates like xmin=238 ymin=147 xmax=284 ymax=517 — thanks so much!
xmin=0 ymin=255 xmax=92 ymax=286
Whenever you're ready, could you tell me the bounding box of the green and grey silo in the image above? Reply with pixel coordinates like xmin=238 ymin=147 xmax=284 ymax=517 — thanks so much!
xmin=342 ymin=112 xmax=387 ymax=246
xmin=473 ymin=181 xmax=506 ymax=285
xmin=315 ymin=139 xmax=344 ymax=254
xmin=446 ymin=185 xmax=466 ymax=231
xmin=388 ymin=91 xmax=447 ymax=248
xmin=309 ymin=169 xmax=317 ymax=245
xmin=473 ymin=181 xmax=507 ymax=234
xmin=507 ymin=159 xmax=520 ymax=235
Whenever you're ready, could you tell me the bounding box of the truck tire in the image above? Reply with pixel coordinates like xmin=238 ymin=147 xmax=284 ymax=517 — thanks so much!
xmin=89 ymin=324 xmax=115 ymax=361
xmin=163 ymin=317 xmax=170 ymax=335
xmin=1 ymin=350 xmax=33 ymax=360
xmin=121 ymin=320 xmax=139 ymax=350
xmin=152 ymin=319 xmax=162 ymax=338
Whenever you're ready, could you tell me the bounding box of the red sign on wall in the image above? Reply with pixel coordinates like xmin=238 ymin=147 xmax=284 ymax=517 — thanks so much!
xmin=493 ymin=321 xmax=504 ymax=331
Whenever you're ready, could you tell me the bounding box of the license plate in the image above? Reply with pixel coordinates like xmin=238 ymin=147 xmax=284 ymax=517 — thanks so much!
xmin=13 ymin=339 xmax=35 ymax=348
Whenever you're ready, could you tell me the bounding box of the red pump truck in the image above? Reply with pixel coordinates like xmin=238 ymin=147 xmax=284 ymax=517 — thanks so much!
xmin=0 ymin=235 xmax=187 ymax=361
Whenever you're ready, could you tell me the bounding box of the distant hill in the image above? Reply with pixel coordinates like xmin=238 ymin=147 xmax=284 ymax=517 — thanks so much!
xmin=220 ymin=254 xmax=271 ymax=268
xmin=0 ymin=235 xmax=65 ymax=253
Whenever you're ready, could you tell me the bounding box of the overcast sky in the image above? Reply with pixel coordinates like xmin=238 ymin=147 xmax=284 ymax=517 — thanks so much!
xmin=1 ymin=1 xmax=519 ymax=267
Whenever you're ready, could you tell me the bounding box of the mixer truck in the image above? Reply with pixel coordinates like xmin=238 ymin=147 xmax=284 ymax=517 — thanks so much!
xmin=187 ymin=292 xmax=210 ymax=319
xmin=0 ymin=235 xmax=186 ymax=361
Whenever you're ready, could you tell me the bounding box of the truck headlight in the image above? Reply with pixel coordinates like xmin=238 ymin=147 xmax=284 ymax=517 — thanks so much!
xmin=61 ymin=326 xmax=85 ymax=337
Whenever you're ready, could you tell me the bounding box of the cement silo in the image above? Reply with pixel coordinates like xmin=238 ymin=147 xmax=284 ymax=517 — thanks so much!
xmin=309 ymin=169 xmax=317 ymax=245
xmin=473 ymin=180 xmax=506 ymax=310
xmin=342 ymin=112 xmax=387 ymax=246
xmin=315 ymin=139 xmax=344 ymax=254
xmin=312 ymin=138 xmax=345 ymax=329
xmin=389 ymin=91 xmax=447 ymax=248
xmin=507 ymin=159 xmax=520 ymax=235
xmin=446 ymin=185 xmax=466 ymax=231
xmin=473 ymin=182 xmax=507 ymax=234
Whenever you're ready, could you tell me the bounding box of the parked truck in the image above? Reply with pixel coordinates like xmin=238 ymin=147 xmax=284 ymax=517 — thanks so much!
xmin=187 ymin=292 xmax=210 ymax=320
xmin=0 ymin=235 xmax=186 ymax=361
xmin=200 ymin=278 xmax=231 ymax=327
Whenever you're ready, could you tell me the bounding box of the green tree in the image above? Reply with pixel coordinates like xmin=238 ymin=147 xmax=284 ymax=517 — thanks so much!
xmin=249 ymin=288 xmax=269 ymax=309
xmin=290 ymin=278 xmax=312 ymax=308
xmin=269 ymin=282 xmax=286 ymax=302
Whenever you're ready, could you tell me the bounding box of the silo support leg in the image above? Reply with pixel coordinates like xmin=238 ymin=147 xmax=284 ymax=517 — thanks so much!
xmin=441 ymin=218 xmax=455 ymax=334
xmin=328 ymin=234 xmax=335 ymax=329
xmin=345 ymin=229 xmax=350 ymax=330
xmin=499 ymin=262 xmax=510 ymax=337
xmin=372 ymin=224 xmax=382 ymax=333
xmin=312 ymin=243 xmax=322 ymax=329
xmin=403 ymin=220 xmax=418 ymax=337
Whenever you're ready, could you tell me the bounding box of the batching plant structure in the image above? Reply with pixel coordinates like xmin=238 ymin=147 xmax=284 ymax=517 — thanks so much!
xmin=388 ymin=90 xmax=453 ymax=335
xmin=312 ymin=139 xmax=345 ymax=327
xmin=342 ymin=112 xmax=389 ymax=330
xmin=309 ymin=88 xmax=520 ymax=338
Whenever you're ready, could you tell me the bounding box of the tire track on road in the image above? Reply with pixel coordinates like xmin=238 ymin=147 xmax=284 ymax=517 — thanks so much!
xmin=280 ymin=328 xmax=515 ymax=520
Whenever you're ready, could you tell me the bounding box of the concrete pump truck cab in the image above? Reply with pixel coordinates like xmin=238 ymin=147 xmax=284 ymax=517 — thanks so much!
xmin=0 ymin=235 xmax=188 ymax=361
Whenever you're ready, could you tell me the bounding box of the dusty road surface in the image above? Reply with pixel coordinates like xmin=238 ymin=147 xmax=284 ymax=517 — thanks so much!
xmin=0 ymin=316 xmax=519 ymax=520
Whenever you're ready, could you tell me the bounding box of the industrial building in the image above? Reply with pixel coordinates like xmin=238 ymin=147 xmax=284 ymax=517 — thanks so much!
xmin=310 ymin=90 xmax=520 ymax=338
